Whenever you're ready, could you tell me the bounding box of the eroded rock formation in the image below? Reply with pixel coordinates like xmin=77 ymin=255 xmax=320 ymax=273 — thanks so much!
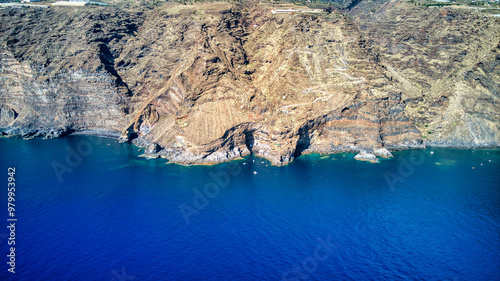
xmin=351 ymin=0 xmax=500 ymax=147
xmin=0 ymin=1 xmax=498 ymax=165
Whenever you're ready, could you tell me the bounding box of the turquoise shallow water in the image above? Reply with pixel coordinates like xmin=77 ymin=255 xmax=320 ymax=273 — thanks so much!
xmin=0 ymin=135 xmax=499 ymax=280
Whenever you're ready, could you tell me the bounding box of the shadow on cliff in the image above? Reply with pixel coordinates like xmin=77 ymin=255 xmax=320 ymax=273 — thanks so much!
xmin=294 ymin=126 xmax=312 ymax=159
xmin=98 ymin=43 xmax=132 ymax=96
xmin=245 ymin=130 xmax=255 ymax=152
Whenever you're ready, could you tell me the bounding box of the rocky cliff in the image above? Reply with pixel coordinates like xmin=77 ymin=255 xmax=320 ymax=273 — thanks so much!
xmin=0 ymin=1 xmax=498 ymax=165
xmin=0 ymin=7 xmax=139 ymax=138
xmin=351 ymin=0 xmax=500 ymax=147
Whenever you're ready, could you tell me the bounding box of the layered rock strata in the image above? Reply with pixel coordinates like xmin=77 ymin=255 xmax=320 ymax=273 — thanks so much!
xmin=0 ymin=1 xmax=498 ymax=165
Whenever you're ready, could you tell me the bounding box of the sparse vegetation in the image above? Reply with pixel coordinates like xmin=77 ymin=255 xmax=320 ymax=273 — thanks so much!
xmin=0 ymin=0 xmax=498 ymax=164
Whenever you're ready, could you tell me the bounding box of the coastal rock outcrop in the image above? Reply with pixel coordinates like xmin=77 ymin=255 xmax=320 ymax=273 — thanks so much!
xmin=354 ymin=150 xmax=378 ymax=163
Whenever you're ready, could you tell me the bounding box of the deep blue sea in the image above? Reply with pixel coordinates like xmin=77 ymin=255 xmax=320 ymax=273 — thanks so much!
xmin=0 ymin=135 xmax=499 ymax=281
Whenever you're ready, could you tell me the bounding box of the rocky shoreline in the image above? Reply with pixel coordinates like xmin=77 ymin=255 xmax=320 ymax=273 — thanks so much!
xmin=0 ymin=1 xmax=498 ymax=166
xmin=1 ymin=125 xmax=499 ymax=166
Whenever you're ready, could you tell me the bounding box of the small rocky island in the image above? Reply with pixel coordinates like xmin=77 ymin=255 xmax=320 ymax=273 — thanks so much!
xmin=0 ymin=0 xmax=498 ymax=165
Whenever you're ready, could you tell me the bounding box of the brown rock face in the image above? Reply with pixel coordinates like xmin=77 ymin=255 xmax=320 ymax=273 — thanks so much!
xmin=0 ymin=7 xmax=138 ymax=138
xmin=0 ymin=1 xmax=497 ymax=165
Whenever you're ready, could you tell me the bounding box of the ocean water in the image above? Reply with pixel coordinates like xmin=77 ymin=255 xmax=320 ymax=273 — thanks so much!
xmin=0 ymin=135 xmax=499 ymax=281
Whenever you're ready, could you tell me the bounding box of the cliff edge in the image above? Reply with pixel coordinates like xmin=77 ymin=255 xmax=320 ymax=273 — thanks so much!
xmin=0 ymin=1 xmax=498 ymax=165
